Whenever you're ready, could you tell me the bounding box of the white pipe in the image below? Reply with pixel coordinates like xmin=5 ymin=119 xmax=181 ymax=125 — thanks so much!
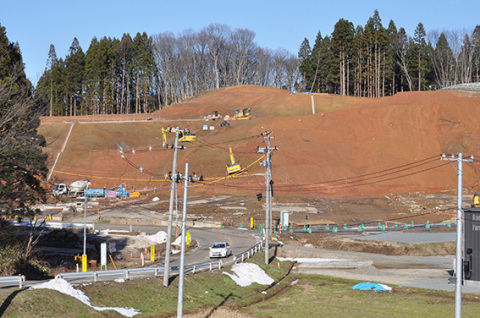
xmin=47 ymin=121 xmax=74 ymax=182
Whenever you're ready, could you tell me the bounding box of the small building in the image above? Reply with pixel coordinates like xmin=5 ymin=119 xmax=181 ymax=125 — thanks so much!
xmin=464 ymin=207 xmax=480 ymax=282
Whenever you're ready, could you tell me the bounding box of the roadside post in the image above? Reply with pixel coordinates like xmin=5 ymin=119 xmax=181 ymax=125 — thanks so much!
xmin=100 ymin=243 xmax=107 ymax=270
xmin=82 ymin=254 xmax=87 ymax=272
xmin=82 ymin=195 xmax=88 ymax=272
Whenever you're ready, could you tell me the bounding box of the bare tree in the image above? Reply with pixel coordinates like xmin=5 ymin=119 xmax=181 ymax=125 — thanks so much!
xmin=392 ymin=28 xmax=413 ymax=91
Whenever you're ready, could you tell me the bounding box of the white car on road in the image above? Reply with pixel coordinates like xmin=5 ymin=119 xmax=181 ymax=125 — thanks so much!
xmin=209 ymin=242 xmax=232 ymax=258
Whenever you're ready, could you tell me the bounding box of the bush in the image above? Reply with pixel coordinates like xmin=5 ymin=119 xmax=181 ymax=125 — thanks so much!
xmin=0 ymin=219 xmax=50 ymax=278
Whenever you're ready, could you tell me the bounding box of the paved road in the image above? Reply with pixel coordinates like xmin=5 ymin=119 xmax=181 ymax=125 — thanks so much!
xmin=345 ymin=231 xmax=456 ymax=243
xmin=0 ymin=224 xmax=259 ymax=290
xmin=278 ymin=231 xmax=480 ymax=294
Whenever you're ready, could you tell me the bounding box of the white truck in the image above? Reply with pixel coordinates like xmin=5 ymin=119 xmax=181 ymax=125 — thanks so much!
xmin=52 ymin=183 xmax=68 ymax=196
xmin=53 ymin=179 xmax=91 ymax=197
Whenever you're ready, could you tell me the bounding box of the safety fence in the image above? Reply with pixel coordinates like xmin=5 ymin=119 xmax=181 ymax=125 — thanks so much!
xmin=234 ymin=242 xmax=262 ymax=264
xmin=0 ymin=275 xmax=26 ymax=288
xmin=55 ymin=243 xmax=262 ymax=284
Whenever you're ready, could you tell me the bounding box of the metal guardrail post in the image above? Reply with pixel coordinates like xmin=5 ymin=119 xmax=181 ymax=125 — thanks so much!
xmin=126 ymin=269 xmax=129 ymax=280
xmin=94 ymin=272 xmax=98 ymax=283
xmin=155 ymin=268 xmax=159 ymax=276
xmin=234 ymin=256 xmax=237 ymax=264
xmin=19 ymin=275 xmax=24 ymax=288
xmin=218 ymin=260 xmax=221 ymax=270
xmin=193 ymin=265 xmax=196 ymax=274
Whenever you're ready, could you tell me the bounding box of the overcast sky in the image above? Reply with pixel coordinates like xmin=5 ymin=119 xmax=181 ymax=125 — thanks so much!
xmin=2 ymin=0 xmax=479 ymax=84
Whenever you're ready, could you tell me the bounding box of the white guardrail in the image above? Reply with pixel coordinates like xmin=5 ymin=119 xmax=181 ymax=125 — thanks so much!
xmin=0 ymin=275 xmax=26 ymax=288
xmin=0 ymin=242 xmax=263 ymax=286
xmin=54 ymin=242 xmax=263 ymax=284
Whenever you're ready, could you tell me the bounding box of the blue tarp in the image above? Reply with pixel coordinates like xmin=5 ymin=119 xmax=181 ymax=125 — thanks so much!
xmin=351 ymin=282 xmax=392 ymax=292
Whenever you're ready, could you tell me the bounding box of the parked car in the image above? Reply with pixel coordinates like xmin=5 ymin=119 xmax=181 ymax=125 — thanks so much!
xmin=209 ymin=242 xmax=232 ymax=258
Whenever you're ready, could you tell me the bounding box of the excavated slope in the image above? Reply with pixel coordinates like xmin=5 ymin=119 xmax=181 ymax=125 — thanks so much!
xmin=39 ymin=85 xmax=480 ymax=197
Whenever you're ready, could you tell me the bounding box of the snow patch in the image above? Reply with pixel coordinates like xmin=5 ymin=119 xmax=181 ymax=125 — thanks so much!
xmin=172 ymin=235 xmax=182 ymax=246
xmin=30 ymin=278 xmax=140 ymax=317
xmin=223 ymin=263 xmax=274 ymax=287
xmin=144 ymin=231 xmax=167 ymax=244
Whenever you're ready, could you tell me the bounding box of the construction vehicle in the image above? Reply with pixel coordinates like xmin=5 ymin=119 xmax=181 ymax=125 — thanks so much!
xmin=53 ymin=180 xmax=90 ymax=197
xmin=226 ymin=146 xmax=241 ymax=175
xmin=85 ymin=185 xmax=129 ymax=198
xmin=204 ymin=111 xmax=222 ymax=121
xmin=162 ymin=127 xmax=196 ymax=147
xmin=234 ymin=108 xmax=251 ymax=120
xmin=53 ymin=183 xmax=68 ymax=197
xmin=68 ymin=179 xmax=91 ymax=197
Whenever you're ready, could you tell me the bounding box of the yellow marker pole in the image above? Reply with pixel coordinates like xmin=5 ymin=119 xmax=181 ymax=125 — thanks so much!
xmin=109 ymin=254 xmax=118 ymax=270
xmin=151 ymin=245 xmax=155 ymax=262
xmin=251 ymin=217 xmax=254 ymax=229
xmin=187 ymin=232 xmax=190 ymax=245
xmin=82 ymin=254 xmax=87 ymax=272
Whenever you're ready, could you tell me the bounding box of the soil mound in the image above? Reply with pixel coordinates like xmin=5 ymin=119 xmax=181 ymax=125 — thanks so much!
xmin=39 ymin=86 xmax=480 ymax=197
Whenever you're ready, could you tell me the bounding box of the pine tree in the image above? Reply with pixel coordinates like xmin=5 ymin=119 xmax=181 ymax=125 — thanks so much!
xmin=472 ymin=26 xmax=480 ymax=82
xmin=115 ymin=33 xmax=134 ymax=114
xmin=298 ymin=38 xmax=313 ymax=91
xmin=65 ymin=38 xmax=85 ymax=116
xmin=331 ymin=18 xmax=354 ymax=95
xmin=433 ymin=32 xmax=453 ymax=87
xmin=310 ymin=32 xmax=331 ymax=93
xmin=411 ymin=22 xmax=429 ymax=90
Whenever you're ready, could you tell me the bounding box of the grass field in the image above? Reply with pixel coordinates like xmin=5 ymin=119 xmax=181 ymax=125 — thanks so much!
xmin=1 ymin=253 xmax=479 ymax=317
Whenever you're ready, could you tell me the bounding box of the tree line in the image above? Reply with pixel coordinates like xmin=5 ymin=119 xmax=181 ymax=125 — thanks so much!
xmin=299 ymin=10 xmax=480 ymax=96
xmin=35 ymin=13 xmax=480 ymax=116
xmin=35 ymin=24 xmax=299 ymax=116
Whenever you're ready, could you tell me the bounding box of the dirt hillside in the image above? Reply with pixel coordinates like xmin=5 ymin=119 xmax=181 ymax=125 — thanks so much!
xmin=39 ymin=85 xmax=480 ymax=198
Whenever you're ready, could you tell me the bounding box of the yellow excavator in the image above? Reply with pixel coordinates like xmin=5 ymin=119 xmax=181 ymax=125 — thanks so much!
xmin=234 ymin=108 xmax=251 ymax=120
xmin=162 ymin=127 xmax=196 ymax=147
xmin=226 ymin=146 xmax=241 ymax=174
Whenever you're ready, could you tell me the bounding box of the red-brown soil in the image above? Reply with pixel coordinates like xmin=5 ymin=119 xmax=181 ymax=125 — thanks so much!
xmin=39 ymin=85 xmax=480 ymax=199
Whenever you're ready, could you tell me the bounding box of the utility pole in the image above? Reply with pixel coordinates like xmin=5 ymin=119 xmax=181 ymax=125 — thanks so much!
xmin=442 ymin=153 xmax=474 ymax=318
xmin=164 ymin=129 xmax=185 ymax=287
xmin=258 ymin=131 xmax=278 ymax=264
xmin=177 ymin=163 xmax=189 ymax=318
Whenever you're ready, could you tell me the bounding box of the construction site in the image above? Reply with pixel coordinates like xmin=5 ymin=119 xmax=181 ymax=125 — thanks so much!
xmin=38 ymin=85 xmax=480 ymax=231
